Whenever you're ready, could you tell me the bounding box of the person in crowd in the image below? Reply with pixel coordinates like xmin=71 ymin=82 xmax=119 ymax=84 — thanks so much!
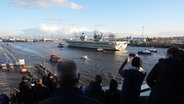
xmin=46 ymin=72 xmax=57 ymax=94
xmin=0 ymin=92 xmax=10 ymax=104
xmin=146 ymin=47 xmax=184 ymax=104
xmin=42 ymin=74 xmax=47 ymax=86
xmin=84 ymin=74 xmax=105 ymax=103
xmin=78 ymin=80 xmax=85 ymax=94
xmin=18 ymin=76 xmax=33 ymax=104
xmin=10 ymin=91 xmax=17 ymax=104
xmin=118 ymin=56 xmax=146 ymax=104
xmin=39 ymin=59 xmax=102 ymax=104
xmin=104 ymin=79 xmax=123 ymax=104
xmin=33 ymin=79 xmax=49 ymax=103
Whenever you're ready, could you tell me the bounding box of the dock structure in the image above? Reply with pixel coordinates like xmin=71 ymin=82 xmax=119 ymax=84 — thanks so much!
xmin=0 ymin=46 xmax=33 ymax=97
xmin=0 ymin=45 xmax=56 ymax=96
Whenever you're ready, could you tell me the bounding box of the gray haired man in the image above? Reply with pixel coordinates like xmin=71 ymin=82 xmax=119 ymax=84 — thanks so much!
xmin=40 ymin=59 xmax=102 ymax=104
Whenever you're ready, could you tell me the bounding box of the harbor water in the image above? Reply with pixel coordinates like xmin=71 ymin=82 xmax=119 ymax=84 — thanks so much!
xmin=1 ymin=41 xmax=167 ymax=87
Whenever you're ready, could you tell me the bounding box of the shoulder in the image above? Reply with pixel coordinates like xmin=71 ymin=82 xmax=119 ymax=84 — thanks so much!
xmin=158 ymin=58 xmax=176 ymax=64
xmin=80 ymin=95 xmax=103 ymax=104
xmin=118 ymin=69 xmax=128 ymax=74
xmin=114 ymin=89 xmax=123 ymax=95
xmin=39 ymin=97 xmax=57 ymax=104
xmin=39 ymin=95 xmax=102 ymax=104
xmin=158 ymin=58 xmax=165 ymax=62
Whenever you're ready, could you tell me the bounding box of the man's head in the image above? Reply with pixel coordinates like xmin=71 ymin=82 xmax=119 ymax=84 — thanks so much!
xmin=131 ymin=57 xmax=142 ymax=67
xmin=38 ymin=79 xmax=43 ymax=85
xmin=22 ymin=76 xmax=27 ymax=80
xmin=56 ymin=59 xmax=79 ymax=87
xmin=109 ymin=79 xmax=118 ymax=90
xmin=167 ymin=47 xmax=184 ymax=61
xmin=95 ymin=75 xmax=102 ymax=85
xmin=22 ymin=76 xmax=28 ymax=82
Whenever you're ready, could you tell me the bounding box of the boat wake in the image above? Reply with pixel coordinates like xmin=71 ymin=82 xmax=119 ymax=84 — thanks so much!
xmin=80 ymin=55 xmax=89 ymax=61
xmin=13 ymin=45 xmax=45 ymax=60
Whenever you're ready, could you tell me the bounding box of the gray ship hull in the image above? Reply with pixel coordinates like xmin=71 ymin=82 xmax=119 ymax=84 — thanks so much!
xmin=66 ymin=40 xmax=128 ymax=51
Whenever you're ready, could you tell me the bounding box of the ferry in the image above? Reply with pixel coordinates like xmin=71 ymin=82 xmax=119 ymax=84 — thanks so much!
xmin=65 ymin=32 xmax=128 ymax=51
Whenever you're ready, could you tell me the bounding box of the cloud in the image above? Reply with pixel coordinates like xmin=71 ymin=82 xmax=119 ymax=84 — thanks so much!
xmin=95 ymin=24 xmax=108 ymax=27
xmin=45 ymin=18 xmax=63 ymax=22
xmin=40 ymin=24 xmax=60 ymax=32
xmin=69 ymin=2 xmax=83 ymax=10
xmin=10 ymin=0 xmax=83 ymax=10
xmin=39 ymin=24 xmax=90 ymax=34
xmin=21 ymin=24 xmax=90 ymax=37
xmin=62 ymin=27 xmax=90 ymax=34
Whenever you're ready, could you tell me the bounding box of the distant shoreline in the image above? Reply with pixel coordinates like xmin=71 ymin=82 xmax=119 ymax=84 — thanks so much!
xmin=129 ymin=43 xmax=184 ymax=48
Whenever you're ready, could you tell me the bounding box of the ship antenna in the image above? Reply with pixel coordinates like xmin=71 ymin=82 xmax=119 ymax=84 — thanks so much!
xmin=142 ymin=26 xmax=144 ymax=40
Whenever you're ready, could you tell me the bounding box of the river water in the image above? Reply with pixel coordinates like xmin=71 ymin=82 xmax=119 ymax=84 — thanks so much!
xmin=1 ymin=41 xmax=167 ymax=86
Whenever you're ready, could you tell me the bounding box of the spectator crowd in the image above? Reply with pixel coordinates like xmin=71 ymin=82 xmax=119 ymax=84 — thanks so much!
xmin=1 ymin=47 xmax=184 ymax=104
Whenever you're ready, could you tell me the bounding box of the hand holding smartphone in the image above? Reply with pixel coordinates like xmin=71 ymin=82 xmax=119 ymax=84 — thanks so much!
xmin=129 ymin=53 xmax=138 ymax=57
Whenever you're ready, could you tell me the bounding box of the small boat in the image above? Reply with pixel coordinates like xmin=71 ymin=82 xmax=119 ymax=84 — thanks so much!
xmin=20 ymin=68 xmax=29 ymax=73
xmin=81 ymin=55 xmax=88 ymax=60
xmin=7 ymin=63 xmax=14 ymax=70
xmin=49 ymin=54 xmax=61 ymax=63
xmin=138 ymin=50 xmax=152 ymax=55
xmin=19 ymin=65 xmax=29 ymax=73
xmin=58 ymin=42 xmax=64 ymax=48
xmin=97 ymin=47 xmax=104 ymax=52
xmin=1 ymin=64 xmax=7 ymax=71
xmin=148 ymin=48 xmax=157 ymax=52
xmin=7 ymin=43 xmax=13 ymax=46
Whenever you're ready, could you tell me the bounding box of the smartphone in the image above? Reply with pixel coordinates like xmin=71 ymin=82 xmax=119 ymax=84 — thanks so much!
xmin=31 ymin=83 xmax=35 ymax=86
xmin=129 ymin=53 xmax=136 ymax=57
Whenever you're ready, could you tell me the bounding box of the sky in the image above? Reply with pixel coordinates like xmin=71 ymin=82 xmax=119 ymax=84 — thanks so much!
xmin=0 ymin=0 xmax=184 ymax=38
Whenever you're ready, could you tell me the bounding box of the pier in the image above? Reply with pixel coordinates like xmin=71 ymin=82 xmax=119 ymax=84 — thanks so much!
xmin=0 ymin=45 xmax=49 ymax=97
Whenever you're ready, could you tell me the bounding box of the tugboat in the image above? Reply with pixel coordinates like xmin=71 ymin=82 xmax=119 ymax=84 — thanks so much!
xmin=49 ymin=54 xmax=61 ymax=63
xmin=148 ymin=48 xmax=157 ymax=53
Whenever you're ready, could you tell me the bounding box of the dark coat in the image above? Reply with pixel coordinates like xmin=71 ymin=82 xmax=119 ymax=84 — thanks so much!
xmin=104 ymin=89 xmax=123 ymax=104
xmin=39 ymin=87 xmax=102 ymax=104
xmin=146 ymin=58 xmax=184 ymax=104
xmin=19 ymin=81 xmax=32 ymax=104
xmin=84 ymin=81 xmax=105 ymax=102
xmin=33 ymin=84 xmax=49 ymax=102
xmin=118 ymin=64 xmax=146 ymax=104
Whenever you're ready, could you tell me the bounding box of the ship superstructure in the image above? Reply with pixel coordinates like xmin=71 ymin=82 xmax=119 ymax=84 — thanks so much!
xmin=66 ymin=32 xmax=128 ymax=51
